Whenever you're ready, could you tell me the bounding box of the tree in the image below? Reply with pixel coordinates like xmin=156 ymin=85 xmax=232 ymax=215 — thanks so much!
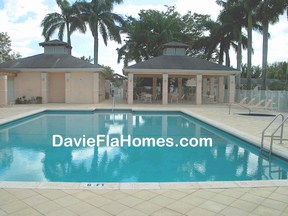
xmin=117 ymin=6 xmax=211 ymax=66
xmin=217 ymin=0 xmax=247 ymax=69
xmin=242 ymin=0 xmax=262 ymax=89
xmin=80 ymin=55 xmax=93 ymax=63
xmin=102 ymin=65 xmax=114 ymax=77
xmin=75 ymin=0 xmax=124 ymax=65
xmin=200 ymin=18 xmax=248 ymax=67
xmin=267 ymin=61 xmax=287 ymax=80
xmin=217 ymin=0 xmax=262 ymax=89
xmin=41 ymin=0 xmax=86 ymax=45
xmin=256 ymin=0 xmax=287 ymax=90
xmin=0 ymin=32 xmax=21 ymax=63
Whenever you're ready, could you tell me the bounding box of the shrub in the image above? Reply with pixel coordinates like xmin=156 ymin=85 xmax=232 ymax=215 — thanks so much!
xmin=15 ymin=96 xmax=42 ymax=104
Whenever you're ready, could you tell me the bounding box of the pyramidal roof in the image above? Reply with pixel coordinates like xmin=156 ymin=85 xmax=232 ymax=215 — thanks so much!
xmin=125 ymin=55 xmax=238 ymax=71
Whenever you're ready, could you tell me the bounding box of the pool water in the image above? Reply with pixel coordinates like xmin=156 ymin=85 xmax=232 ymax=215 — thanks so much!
xmin=0 ymin=110 xmax=287 ymax=182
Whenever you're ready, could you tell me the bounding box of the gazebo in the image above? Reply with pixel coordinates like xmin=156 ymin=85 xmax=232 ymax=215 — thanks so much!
xmin=0 ymin=40 xmax=105 ymax=106
xmin=123 ymin=42 xmax=240 ymax=105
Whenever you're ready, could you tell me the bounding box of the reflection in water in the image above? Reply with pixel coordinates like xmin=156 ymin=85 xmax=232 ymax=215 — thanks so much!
xmin=0 ymin=111 xmax=287 ymax=182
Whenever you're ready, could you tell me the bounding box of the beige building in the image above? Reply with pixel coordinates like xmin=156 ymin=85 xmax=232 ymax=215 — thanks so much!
xmin=123 ymin=42 xmax=240 ymax=105
xmin=0 ymin=40 xmax=105 ymax=106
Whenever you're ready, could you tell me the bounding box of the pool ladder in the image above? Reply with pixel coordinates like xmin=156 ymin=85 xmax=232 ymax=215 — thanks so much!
xmin=260 ymin=114 xmax=288 ymax=156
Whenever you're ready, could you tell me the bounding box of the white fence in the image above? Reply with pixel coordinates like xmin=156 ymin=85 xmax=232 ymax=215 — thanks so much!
xmin=235 ymin=90 xmax=288 ymax=112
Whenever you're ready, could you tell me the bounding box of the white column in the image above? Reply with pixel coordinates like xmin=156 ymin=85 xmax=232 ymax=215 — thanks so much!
xmin=162 ymin=74 xmax=168 ymax=104
xmin=228 ymin=75 xmax=235 ymax=104
xmin=41 ymin=73 xmax=48 ymax=103
xmin=218 ymin=77 xmax=224 ymax=103
xmin=127 ymin=73 xmax=134 ymax=104
xmin=65 ymin=73 xmax=71 ymax=103
xmin=0 ymin=75 xmax=8 ymax=106
xmin=196 ymin=75 xmax=202 ymax=105
xmin=93 ymin=73 xmax=100 ymax=103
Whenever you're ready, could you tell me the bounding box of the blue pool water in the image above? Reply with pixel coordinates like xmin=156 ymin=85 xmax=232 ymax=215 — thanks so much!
xmin=0 ymin=110 xmax=287 ymax=182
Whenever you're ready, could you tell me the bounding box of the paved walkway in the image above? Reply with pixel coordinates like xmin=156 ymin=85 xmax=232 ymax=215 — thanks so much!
xmin=0 ymin=103 xmax=288 ymax=215
xmin=1 ymin=187 xmax=288 ymax=216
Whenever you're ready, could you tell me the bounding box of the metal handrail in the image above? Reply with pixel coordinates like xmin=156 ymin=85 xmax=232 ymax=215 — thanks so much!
xmin=261 ymin=113 xmax=285 ymax=148
xmin=269 ymin=116 xmax=288 ymax=154
xmin=260 ymin=113 xmax=285 ymax=154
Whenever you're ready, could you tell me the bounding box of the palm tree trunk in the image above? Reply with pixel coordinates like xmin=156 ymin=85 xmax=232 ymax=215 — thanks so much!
xmin=235 ymin=28 xmax=242 ymax=102
xmin=219 ymin=41 xmax=224 ymax=65
xmin=94 ymin=30 xmax=99 ymax=65
xmin=237 ymin=29 xmax=242 ymax=71
xmin=247 ymin=11 xmax=253 ymax=89
xmin=225 ymin=49 xmax=230 ymax=67
xmin=262 ymin=21 xmax=269 ymax=91
xmin=66 ymin=22 xmax=71 ymax=46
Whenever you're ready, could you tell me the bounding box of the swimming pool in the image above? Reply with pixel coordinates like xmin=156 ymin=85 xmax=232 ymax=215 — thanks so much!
xmin=0 ymin=110 xmax=287 ymax=182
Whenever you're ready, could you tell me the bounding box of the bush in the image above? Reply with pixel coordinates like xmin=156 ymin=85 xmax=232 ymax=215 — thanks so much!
xmin=268 ymin=81 xmax=287 ymax=91
xmin=15 ymin=96 xmax=42 ymax=104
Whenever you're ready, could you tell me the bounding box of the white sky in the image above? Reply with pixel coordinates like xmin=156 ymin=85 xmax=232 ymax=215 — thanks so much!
xmin=0 ymin=0 xmax=287 ymax=74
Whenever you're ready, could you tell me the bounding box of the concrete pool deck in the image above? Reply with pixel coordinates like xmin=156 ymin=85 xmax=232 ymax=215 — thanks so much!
xmin=0 ymin=103 xmax=288 ymax=215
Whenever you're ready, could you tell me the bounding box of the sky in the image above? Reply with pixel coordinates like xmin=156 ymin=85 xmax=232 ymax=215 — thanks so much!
xmin=0 ymin=0 xmax=287 ymax=74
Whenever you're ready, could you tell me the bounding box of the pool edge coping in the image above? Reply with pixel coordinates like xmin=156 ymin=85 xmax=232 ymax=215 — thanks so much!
xmin=1 ymin=180 xmax=288 ymax=190
xmin=0 ymin=106 xmax=288 ymax=190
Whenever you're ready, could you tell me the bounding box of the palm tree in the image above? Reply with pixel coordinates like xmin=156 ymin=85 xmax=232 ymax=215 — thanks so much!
xmin=201 ymin=16 xmax=248 ymax=68
xmin=75 ymin=0 xmax=124 ymax=65
xmin=257 ymin=0 xmax=287 ymax=90
xmin=216 ymin=0 xmax=248 ymax=101
xmin=41 ymin=0 xmax=86 ymax=45
xmin=202 ymin=20 xmax=231 ymax=66
xmin=217 ymin=0 xmax=246 ymax=70
xmin=243 ymin=0 xmax=262 ymax=89
xmin=218 ymin=0 xmax=262 ymax=89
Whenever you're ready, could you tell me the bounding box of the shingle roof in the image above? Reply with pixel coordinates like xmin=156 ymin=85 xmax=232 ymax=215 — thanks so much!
xmin=0 ymin=54 xmax=102 ymax=69
xmin=125 ymin=55 xmax=238 ymax=71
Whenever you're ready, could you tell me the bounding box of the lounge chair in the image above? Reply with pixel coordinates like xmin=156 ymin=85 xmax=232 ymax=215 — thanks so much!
xmin=246 ymin=97 xmax=256 ymax=105
xmin=238 ymin=97 xmax=248 ymax=105
xmin=239 ymin=99 xmax=265 ymax=113
xmin=258 ymin=99 xmax=273 ymax=110
xmin=229 ymin=97 xmax=247 ymax=111
xmin=230 ymin=97 xmax=247 ymax=106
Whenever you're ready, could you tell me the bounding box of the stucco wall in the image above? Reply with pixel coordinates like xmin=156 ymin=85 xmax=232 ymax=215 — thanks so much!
xmin=70 ymin=72 xmax=94 ymax=103
xmin=11 ymin=71 xmax=104 ymax=104
xmin=14 ymin=72 xmax=41 ymax=100
xmin=99 ymin=73 xmax=106 ymax=102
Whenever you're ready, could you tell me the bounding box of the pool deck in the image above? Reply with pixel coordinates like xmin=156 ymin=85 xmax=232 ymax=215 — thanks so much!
xmin=0 ymin=103 xmax=288 ymax=216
